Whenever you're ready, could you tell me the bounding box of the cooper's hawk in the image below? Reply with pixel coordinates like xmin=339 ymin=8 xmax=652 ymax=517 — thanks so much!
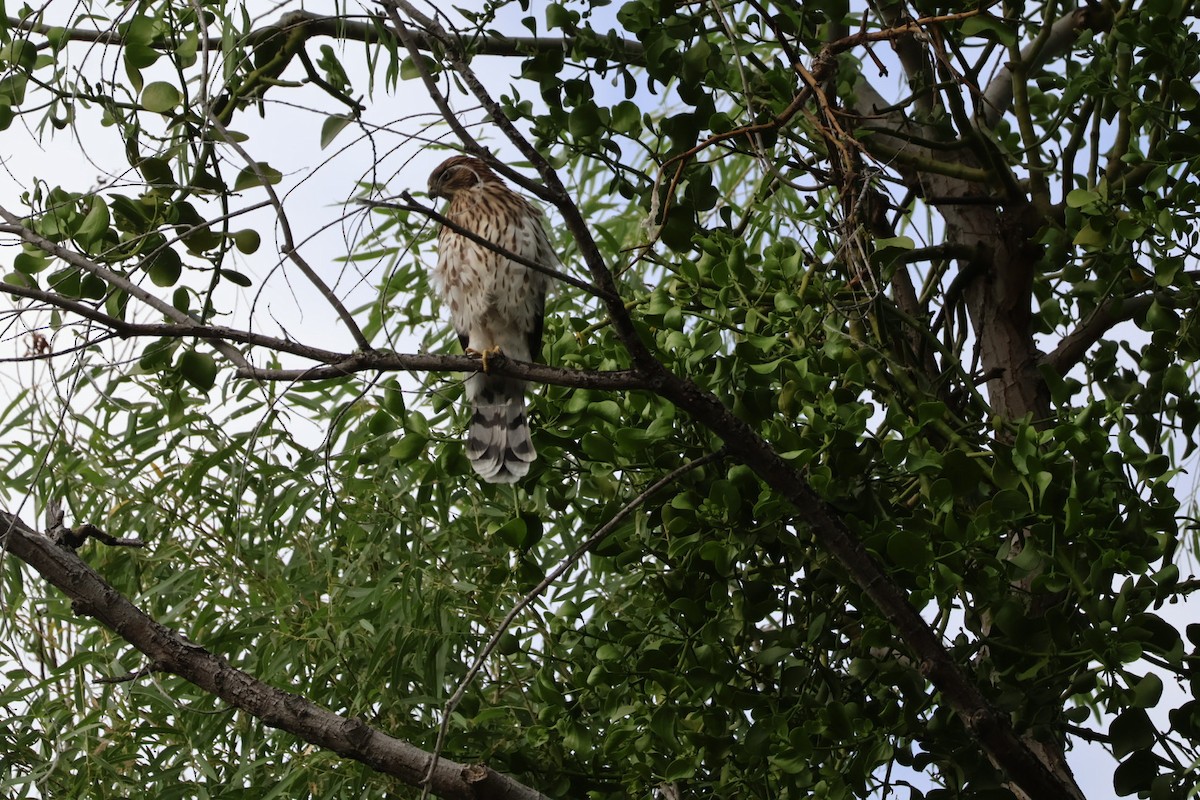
xmin=428 ymin=155 xmax=552 ymax=483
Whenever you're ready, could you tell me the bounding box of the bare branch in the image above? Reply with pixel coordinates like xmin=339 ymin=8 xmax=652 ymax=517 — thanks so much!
xmin=0 ymin=510 xmax=552 ymax=800
xmin=95 ymin=664 xmax=162 ymax=684
xmin=1041 ymin=294 xmax=1158 ymax=374
xmin=979 ymin=7 xmax=1114 ymax=129
xmin=57 ymin=523 xmax=146 ymax=550
xmin=235 ymin=351 xmax=654 ymax=392
xmin=8 ymin=10 xmax=645 ymax=65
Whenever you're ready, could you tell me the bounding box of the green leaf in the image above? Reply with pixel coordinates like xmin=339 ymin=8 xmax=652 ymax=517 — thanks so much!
xmin=1072 ymin=220 xmax=1108 ymax=247
xmin=661 ymin=757 xmax=695 ymax=781
xmin=874 ymin=235 xmax=915 ymax=250
xmin=1143 ymin=301 xmax=1179 ymax=332
xmin=146 ymin=248 xmax=182 ymax=287
xmin=75 ymin=198 xmax=110 ymax=246
xmin=390 ymin=434 xmax=426 ymax=462
xmin=141 ymin=81 xmax=181 ymax=113
xmin=1113 ymin=749 xmax=1158 ymax=796
xmin=1131 ymin=673 xmax=1163 ymax=710
xmin=1 ymin=40 xmax=38 ymax=71
xmin=234 ymin=163 xmax=283 ymax=191
xmin=495 ymin=517 xmax=527 ymax=549
xmin=545 ymin=3 xmax=575 ymax=29
xmin=0 ymin=74 xmax=27 ymax=105
xmin=960 ymin=14 xmax=1017 ymax=46
xmin=320 ymin=114 xmax=353 ymax=149
xmin=14 ymin=252 xmax=49 ymax=274
xmin=886 ymin=530 xmax=928 ymax=570
xmin=400 ymin=54 xmax=438 ymax=80
xmin=231 ymin=229 xmax=261 ymax=254
xmin=587 ymin=400 xmax=622 ymax=425
xmin=219 ymin=269 xmax=253 ymax=287
xmin=1066 ymin=188 xmax=1101 ymax=208
xmin=178 ymin=350 xmax=218 ymax=391
xmin=1110 ymin=708 xmax=1155 ymax=759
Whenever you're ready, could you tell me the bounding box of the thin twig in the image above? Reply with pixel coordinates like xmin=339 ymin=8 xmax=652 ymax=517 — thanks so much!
xmin=362 ymin=194 xmax=610 ymax=300
xmin=236 ymin=351 xmax=653 ymax=390
xmin=0 ymin=278 xmax=650 ymax=390
xmin=420 ymin=448 xmax=725 ymax=796
xmin=200 ymin=109 xmax=372 ymax=350
xmin=0 ymin=214 xmax=250 ymax=368
xmin=95 ymin=663 xmax=162 ymax=684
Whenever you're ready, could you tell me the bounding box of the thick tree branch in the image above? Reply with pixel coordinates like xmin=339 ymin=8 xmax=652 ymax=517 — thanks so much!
xmin=1041 ymin=294 xmax=1158 ymax=374
xmin=0 ymin=511 xmax=551 ymax=800
xmin=235 ymin=351 xmax=655 ymax=391
xmin=8 ymin=10 xmax=645 ymax=65
xmin=979 ymin=6 xmax=1114 ymax=129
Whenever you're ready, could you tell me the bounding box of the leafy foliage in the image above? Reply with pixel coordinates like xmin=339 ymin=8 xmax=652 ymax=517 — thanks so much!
xmin=0 ymin=2 xmax=1199 ymax=799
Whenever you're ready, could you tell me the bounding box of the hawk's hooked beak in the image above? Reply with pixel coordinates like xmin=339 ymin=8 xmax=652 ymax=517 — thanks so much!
xmin=428 ymin=178 xmax=444 ymax=200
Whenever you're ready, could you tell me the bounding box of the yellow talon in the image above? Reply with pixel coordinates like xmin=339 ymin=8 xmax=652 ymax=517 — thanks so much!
xmin=467 ymin=345 xmax=503 ymax=373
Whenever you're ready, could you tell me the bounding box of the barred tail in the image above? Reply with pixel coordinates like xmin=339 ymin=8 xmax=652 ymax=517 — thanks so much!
xmin=466 ymin=374 xmax=536 ymax=483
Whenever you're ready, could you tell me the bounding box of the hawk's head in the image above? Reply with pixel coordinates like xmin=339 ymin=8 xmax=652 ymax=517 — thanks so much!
xmin=427 ymin=156 xmax=501 ymax=199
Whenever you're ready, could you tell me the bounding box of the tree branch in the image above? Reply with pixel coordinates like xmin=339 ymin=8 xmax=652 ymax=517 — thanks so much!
xmin=0 ymin=282 xmax=650 ymax=390
xmin=8 ymin=11 xmax=645 ymax=65
xmin=0 ymin=510 xmax=552 ymax=800
xmin=363 ymin=194 xmax=611 ymax=301
xmin=979 ymin=6 xmax=1114 ymax=129
xmin=0 ymin=214 xmax=251 ymax=369
xmin=375 ymin=5 xmax=1080 ymax=794
xmin=235 ymin=351 xmax=655 ymax=391
xmin=1041 ymin=294 xmax=1158 ymax=374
